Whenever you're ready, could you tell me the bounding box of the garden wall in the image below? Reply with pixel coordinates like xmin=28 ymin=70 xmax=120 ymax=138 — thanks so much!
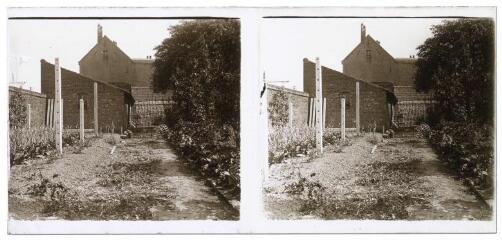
xmin=9 ymin=86 xmax=47 ymax=127
xmin=303 ymin=58 xmax=396 ymax=130
xmin=267 ymin=84 xmax=310 ymax=127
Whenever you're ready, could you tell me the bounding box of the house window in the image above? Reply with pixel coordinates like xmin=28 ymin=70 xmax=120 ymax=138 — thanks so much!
xmin=366 ymin=50 xmax=372 ymax=60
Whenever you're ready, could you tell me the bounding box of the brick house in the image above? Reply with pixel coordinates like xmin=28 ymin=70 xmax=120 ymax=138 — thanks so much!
xmin=342 ymin=24 xmax=433 ymax=127
xmin=78 ymin=25 xmax=172 ymax=127
xmin=79 ymin=25 xmax=172 ymax=102
xmin=303 ymin=58 xmax=397 ymax=130
xmin=41 ymin=59 xmax=134 ymax=130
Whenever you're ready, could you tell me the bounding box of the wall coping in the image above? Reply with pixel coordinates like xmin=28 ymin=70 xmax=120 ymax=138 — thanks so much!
xmin=9 ymin=86 xmax=47 ymax=98
xmin=266 ymin=83 xmax=310 ymax=98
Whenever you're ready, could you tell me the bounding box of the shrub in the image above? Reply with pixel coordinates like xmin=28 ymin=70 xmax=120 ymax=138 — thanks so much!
xmin=153 ymin=20 xmax=241 ymax=192
xmin=428 ymin=121 xmax=493 ymax=188
xmin=365 ymin=133 xmax=382 ymax=145
xmin=103 ymin=134 xmax=120 ymax=145
xmin=268 ymin=126 xmax=342 ymax=164
xmin=9 ymin=91 xmax=27 ymax=128
xmin=161 ymin=123 xmax=240 ymax=191
xmin=268 ymin=89 xmax=289 ymax=127
xmin=10 ymin=127 xmax=81 ymax=166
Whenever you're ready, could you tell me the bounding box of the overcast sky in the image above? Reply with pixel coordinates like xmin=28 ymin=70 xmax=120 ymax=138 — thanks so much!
xmin=260 ymin=18 xmax=448 ymax=91
xmin=8 ymin=19 xmax=181 ymax=92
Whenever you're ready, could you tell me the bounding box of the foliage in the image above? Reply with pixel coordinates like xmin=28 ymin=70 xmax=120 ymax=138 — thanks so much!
xmin=415 ymin=19 xmax=495 ymax=189
xmin=10 ymin=127 xmax=81 ymax=166
xmin=268 ymin=126 xmax=342 ymax=164
xmin=152 ymin=19 xmax=240 ymax=130
xmin=268 ymin=90 xmax=289 ymax=127
xmin=103 ymin=134 xmax=120 ymax=145
xmin=428 ymin=121 xmax=493 ymax=188
xmin=9 ymin=91 xmax=27 ymax=128
xmin=415 ymin=19 xmax=494 ymax=124
xmin=160 ymin=123 xmax=240 ymax=191
xmin=152 ymin=20 xmax=240 ymax=192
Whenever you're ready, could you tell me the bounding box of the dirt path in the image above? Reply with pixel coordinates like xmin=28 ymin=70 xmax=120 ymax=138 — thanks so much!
xmin=125 ymin=137 xmax=238 ymax=220
xmin=9 ymin=133 xmax=238 ymax=220
xmin=264 ymin=133 xmax=491 ymax=220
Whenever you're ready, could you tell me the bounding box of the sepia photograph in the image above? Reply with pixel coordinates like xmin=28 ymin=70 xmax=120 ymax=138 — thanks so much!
xmin=8 ymin=18 xmax=240 ymax=221
xmin=263 ymin=17 xmax=494 ymax=220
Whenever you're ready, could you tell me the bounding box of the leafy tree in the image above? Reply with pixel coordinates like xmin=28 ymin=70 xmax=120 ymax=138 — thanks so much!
xmin=415 ymin=19 xmax=494 ymax=124
xmin=415 ymin=19 xmax=495 ymax=188
xmin=152 ymin=19 xmax=241 ymax=190
xmin=152 ymin=19 xmax=240 ymax=130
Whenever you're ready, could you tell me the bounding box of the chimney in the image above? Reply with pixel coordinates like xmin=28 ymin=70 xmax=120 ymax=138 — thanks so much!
xmin=361 ymin=23 xmax=366 ymax=42
xmin=97 ymin=24 xmax=103 ymax=43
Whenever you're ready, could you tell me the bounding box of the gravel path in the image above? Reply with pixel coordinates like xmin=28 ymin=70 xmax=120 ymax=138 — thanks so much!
xmin=264 ymin=133 xmax=492 ymax=220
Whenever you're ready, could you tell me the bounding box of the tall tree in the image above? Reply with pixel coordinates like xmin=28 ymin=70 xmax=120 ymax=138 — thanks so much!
xmin=152 ymin=19 xmax=240 ymax=130
xmin=415 ymin=19 xmax=494 ymax=124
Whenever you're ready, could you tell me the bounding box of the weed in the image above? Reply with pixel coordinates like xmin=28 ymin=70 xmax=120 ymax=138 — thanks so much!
xmin=103 ymin=134 xmax=120 ymax=145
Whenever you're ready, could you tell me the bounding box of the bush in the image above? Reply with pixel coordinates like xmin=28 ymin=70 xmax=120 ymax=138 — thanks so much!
xmin=268 ymin=89 xmax=289 ymax=127
xmin=9 ymin=91 xmax=27 ymax=128
xmin=10 ymin=127 xmax=81 ymax=166
xmin=428 ymin=121 xmax=493 ymax=188
xmin=160 ymin=123 xmax=240 ymax=190
xmin=268 ymin=126 xmax=342 ymax=164
xmin=153 ymin=20 xmax=240 ymax=192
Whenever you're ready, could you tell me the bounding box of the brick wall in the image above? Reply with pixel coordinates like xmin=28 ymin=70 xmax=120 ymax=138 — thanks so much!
xmin=41 ymin=60 xmax=134 ymax=130
xmin=9 ymin=86 xmax=47 ymax=127
xmin=79 ymin=36 xmax=136 ymax=86
xmin=267 ymin=84 xmax=310 ymax=127
xmin=342 ymin=36 xmax=397 ymax=84
xmin=304 ymin=58 xmax=394 ymax=130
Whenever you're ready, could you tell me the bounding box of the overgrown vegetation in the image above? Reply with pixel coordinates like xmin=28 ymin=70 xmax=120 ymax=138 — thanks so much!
xmin=9 ymin=91 xmax=27 ymax=128
xmin=415 ymin=19 xmax=494 ymax=189
xmin=153 ymin=20 xmax=240 ymax=192
xmin=268 ymin=126 xmax=344 ymax=164
xmin=268 ymin=90 xmax=289 ymax=127
xmin=9 ymin=127 xmax=80 ymax=166
xmin=283 ymin=154 xmax=432 ymax=220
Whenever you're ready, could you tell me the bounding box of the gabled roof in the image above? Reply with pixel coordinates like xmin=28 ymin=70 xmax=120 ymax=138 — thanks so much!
xmin=342 ymin=35 xmax=395 ymax=64
xmin=79 ymin=35 xmax=133 ymax=65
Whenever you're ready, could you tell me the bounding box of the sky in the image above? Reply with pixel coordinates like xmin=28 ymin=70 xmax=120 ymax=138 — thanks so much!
xmin=8 ymin=19 xmax=181 ymax=92
xmin=260 ymin=18 xmax=447 ymax=91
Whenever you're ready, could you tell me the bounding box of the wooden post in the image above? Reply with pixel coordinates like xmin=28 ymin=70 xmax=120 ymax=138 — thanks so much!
xmin=54 ymin=58 xmax=63 ymax=154
xmin=125 ymin=104 xmax=128 ymax=129
xmin=94 ymin=82 xmax=98 ymax=136
xmin=341 ymin=97 xmax=346 ymax=141
xmin=48 ymin=99 xmax=53 ymax=128
xmin=45 ymin=99 xmax=50 ymax=126
xmin=27 ymin=103 xmax=31 ymax=129
xmin=288 ymin=97 xmax=293 ymax=128
xmin=128 ymin=105 xmax=132 ymax=128
xmin=315 ymin=57 xmax=323 ymax=153
xmin=323 ymin=97 xmax=326 ymax=130
xmin=356 ymin=81 xmax=360 ymax=133
xmin=80 ymin=99 xmax=84 ymax=142
xmin=309 ymin=98 xmax=314 ymax=127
